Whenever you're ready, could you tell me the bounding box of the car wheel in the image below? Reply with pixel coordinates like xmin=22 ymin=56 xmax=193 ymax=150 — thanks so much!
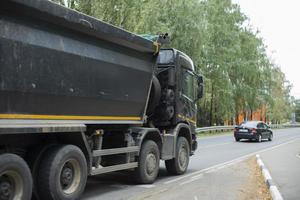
xmin=235 ymin=137 xmax=240 ymax=142
xmin=257 ymin=134 xmax=262 ymax=143
xmin=268 ymin=133 xmax=273 ymax=141
xmin=36 ymin=145 xmax=87 ymax=200
xmin=0 ymin=153 xmax=33 ymax=200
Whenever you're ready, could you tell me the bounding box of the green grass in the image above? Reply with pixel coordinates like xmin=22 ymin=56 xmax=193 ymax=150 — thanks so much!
xmin=197 ymin=130 xmax=233 ymax=138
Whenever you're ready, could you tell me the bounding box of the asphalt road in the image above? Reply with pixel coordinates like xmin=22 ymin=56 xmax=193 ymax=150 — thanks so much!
xmin=260 ymin=138 xmax=300 ymax=200
xmin=82 ymin=128 xmax=300 ymax=200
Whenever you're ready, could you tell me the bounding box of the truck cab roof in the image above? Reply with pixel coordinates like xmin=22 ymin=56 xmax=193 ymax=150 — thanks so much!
xmin=158 ymin=49 xmax=195 ymax=71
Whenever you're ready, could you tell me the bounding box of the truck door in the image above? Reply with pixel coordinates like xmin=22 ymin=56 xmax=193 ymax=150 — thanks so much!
xmin=177 ymin=56 xmax=197 ymax=126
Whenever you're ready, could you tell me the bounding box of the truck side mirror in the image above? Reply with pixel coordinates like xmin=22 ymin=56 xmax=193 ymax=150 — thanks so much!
xmin=197 ymin=75 xmax=204 ymax=100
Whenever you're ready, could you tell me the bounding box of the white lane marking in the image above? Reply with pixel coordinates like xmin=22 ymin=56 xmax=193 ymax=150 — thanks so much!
xmin=197 ymin=142 xmax=232 ymax=149
xmin=163 ymin=137 xmax=300 ymax=185
xmin=180 ymin=178 xmax=200 ymax=186
xmin=137 ymin=184 xmax=156 ymax=188
xmin=194 ymin=196 xmax=199 ymax=200
xmin=191 ymin=173 xmax=204 ymax=179
xmin=165 ymin=154 xmax=249 ymax=185
xmin=180 ymin=174 xmax=204 ymax=186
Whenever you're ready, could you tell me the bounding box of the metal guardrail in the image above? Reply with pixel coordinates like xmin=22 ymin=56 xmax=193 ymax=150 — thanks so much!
xmin=269 ymin=124 xmax=300 ymax=129
xmin=196 ymin=124 xmax=300 ymax=133
xmin=196 ymin=126 xmax=234 ymax=133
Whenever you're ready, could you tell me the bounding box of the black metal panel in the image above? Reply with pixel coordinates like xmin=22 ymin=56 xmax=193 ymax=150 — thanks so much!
xmin=0 ymin=1 xmax=157 ymax=121
xmin=0 ymin=123 xmax=86 ymax=134
xmin=1 ymin=0 xmax=155 ymax=53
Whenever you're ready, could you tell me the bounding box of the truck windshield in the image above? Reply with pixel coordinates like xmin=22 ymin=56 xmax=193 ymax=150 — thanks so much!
xmin=157 ymin=50 xmax=174 ymax=64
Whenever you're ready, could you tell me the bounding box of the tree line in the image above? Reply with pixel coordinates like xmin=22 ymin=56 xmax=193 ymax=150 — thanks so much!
xmin=52 ymin=0 xmax=294 ymax=126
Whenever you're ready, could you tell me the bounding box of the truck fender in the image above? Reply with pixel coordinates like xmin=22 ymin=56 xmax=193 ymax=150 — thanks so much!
xmin=174 ymin=123 xmax=192 ymax=148
xmin=130 ymin=127 xmax=162 ymax=156
xmin=161 ymin=123 xmax=192 ymax=160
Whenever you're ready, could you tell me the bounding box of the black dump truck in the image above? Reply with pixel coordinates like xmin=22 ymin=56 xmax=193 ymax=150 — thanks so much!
xmin=0 ymin=0 xmax=204 ymax=199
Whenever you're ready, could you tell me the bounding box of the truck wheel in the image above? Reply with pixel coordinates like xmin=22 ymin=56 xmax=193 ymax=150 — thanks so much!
xmin=0 ymin=153 xmax=32 ymax=200
xmin=36 ymin=145 xmax=87 ymax=200
xmin=165 ymin=137 xmax=190 ymax=175
xmin=135 ymin=140 xmax=160 ymax=184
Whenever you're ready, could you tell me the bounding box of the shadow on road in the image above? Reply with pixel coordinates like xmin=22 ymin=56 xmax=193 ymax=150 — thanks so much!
xmin=82 ymin=167 xmax=175 ymax=199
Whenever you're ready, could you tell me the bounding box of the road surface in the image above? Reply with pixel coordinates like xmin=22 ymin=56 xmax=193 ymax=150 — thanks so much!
xmin=82 ymin=128 xmax=300 ymax=200
xmin=260 ymin=138 xmax=300 ymax=200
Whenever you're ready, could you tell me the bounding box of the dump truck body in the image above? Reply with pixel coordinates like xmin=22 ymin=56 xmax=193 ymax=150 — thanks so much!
xmin=0 ymin=1 xmax=203 ymax=199
xmin=0 ymin=0 xmax=156 ymax=123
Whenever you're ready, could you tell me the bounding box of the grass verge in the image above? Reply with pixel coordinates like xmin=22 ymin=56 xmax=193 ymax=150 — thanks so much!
xmin=197 ymin=130 xmax=233 ymax=138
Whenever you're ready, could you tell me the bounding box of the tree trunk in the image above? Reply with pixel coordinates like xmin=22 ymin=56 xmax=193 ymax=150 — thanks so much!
xmin=235 ymin=113 xmax=239 ymax=125
xmin=210 ymin=84 xmax=214 ymax=126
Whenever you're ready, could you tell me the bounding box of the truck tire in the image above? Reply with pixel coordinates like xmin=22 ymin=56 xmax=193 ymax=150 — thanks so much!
xmin=25 ymin=145 xmax=55 ymax=200
xmin=146 ymin=76 xmax=161 ymax=115
xmin=165 ymin=137 xmax=190 ymax=175
xmin=36 ymin=145 xmax=87 ymax=200
xmin=0 ymin=153 xmax=32 ymax=200
xmin=135 ymin=140 xmax=160 ymax=184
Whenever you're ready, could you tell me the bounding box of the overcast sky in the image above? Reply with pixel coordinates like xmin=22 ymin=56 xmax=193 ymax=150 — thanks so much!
xmin=232 ymin=0 xmax=300 ymax=99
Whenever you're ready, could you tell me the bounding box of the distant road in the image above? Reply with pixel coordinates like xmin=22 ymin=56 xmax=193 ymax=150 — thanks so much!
xmin=82 ymin=128 xmax=300 ymax=200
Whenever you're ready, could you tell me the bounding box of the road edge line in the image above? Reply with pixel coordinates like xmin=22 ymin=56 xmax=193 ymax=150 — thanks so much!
xmin=256 ymin=154 xmax=283 ymax=200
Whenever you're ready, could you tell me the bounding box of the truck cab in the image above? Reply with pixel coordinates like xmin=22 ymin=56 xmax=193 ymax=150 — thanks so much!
xmin=148 ymin=48 xmax=204 ymax=152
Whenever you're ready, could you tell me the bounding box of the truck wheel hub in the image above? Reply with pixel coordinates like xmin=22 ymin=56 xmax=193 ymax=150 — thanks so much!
xmin=179 ymin=147 xmax=187 ymax=167
xmin=61 ymin=165 xmax=74 ymax=188
xmin=60 ymin=159 xmax=81 ymax=194
xmin=0 ymin=170 xmax=22 ymax=200
xmin=146 ymin=153 xmax=157 ymax=175
xmin=0 ymin=179 xmax=13 ymax=200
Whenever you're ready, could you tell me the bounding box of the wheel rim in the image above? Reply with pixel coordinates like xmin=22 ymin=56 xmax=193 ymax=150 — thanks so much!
xmin=178 ymin=145 xmax=188 ymax=170
xmin=145 ymin=153 xmax=157 ymax=176
xmin=0 ymin=170 xmax=23 ymax=200
xmin=59 ymin=159 xmax=81 ymax=195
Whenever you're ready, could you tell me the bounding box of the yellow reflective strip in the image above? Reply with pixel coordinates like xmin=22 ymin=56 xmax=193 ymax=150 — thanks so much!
xmin=0 ymin=114 xmax=141 ymax=121
xmin=153 ymin=41 xmax=160 ymax=55
xmin=178 ymin=114 xmax=196 ymax=125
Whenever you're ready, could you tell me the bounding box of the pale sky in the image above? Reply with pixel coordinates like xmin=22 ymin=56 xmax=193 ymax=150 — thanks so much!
xmin=233 ymin=0 xmax=300 ymax=99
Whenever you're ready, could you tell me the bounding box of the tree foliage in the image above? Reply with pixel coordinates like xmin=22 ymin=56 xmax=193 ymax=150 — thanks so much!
xmin=51 ymin=0 xmax=294 ymax=125
xmin=295 ymin=99 xmax=300 ymax=122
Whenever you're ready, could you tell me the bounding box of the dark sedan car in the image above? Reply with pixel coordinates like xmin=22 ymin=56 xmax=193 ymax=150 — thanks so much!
xmin=234 ymin=121 xmax=273 ymax=142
